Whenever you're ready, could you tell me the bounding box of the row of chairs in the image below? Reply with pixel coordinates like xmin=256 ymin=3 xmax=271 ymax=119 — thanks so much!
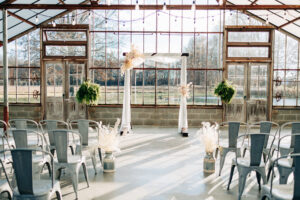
xmin=216 ymin=121 xmax=300 ymax=200
xmin=0 ymin=118 xmax=106 ymax=200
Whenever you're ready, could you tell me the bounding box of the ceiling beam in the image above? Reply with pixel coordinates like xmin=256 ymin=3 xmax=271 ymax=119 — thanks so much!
xmin=0 ymin=0 xmax=17 ymax=5
xmin=1 ymin=4 xmax=300 ymax=10
xmin=278 ymin=17 xmax=300 ymax=29
xmin=7 ymin=11 xmax=35 ymax=27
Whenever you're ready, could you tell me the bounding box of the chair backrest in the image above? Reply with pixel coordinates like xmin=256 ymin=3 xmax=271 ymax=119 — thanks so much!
xmin=40 ymin=120 xmax=68 ymax=146
xmin=53 ymin=130 xmax=69 ymax=163
xmin=70 ymin=119 xmax=99 ymax=146
xmin=9 ymin=119 xmax=39 ymax=131
xmin=53 ymin=130 xmax=81 ymax=163
xmin=11 ymin=149 xmax=33 ymax=195
xmin=250 ymin=133 xmax=266 ymax=166
xmin=12 ymin=129 xmax=28 ymax=149
xmin=260 ymin=122 xmax=273 ymax=148
xmin=291 ymin=122 xmax=300 ymax=148
xmin=78 ymin=120 xmax=89 ymax=146
xmin=228 ymin=122 xmax=241 ymax=148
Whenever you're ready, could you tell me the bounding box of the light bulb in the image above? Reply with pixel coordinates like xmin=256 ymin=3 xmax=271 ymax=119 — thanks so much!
xmin=35 ymin=15 xmax=39 ymax=23
xmin=284 ymin=11 xmax=287 ymax=20
xmin=123 ymin=22 xmax=126 ymax=27
xmin=191 ymin=1 xmax=196 ymax=11
xmin=107 ymin=0 xmax=111 ymax=6
xmin=88 ymin=11 xmax=91 ymax=20
xmin=142 ymin=20 xmax=145 ymax=28
xmin=219 ymin=0 xmax=223 ymax=5
xmin=52 ymin=21 xmax=56 ymax=27
xmin=135 ymin=0 xmax=139 ymax=10
xmin=266 ymin=15 xmax=269 ymax=24
xmin=163 ymin=2 xmax=167 ymax=11
xmin=193 ymin=18 xmax=196 ymax=28
xmin=72 ymin=18 xmax=76 ymax=25
xmin=105 ymin=20 xmax=108 ymax=28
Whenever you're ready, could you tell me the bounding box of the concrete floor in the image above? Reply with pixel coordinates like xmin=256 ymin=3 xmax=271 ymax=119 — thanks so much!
xmin=56 ymin=127 xmax=267 ymax=200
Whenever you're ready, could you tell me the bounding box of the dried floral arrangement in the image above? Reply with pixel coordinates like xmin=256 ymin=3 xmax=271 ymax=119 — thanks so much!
xmin=179 ymin=82 xmax=193 ymax=98
xmin=98 ymin=118 xmax=121 ymax=152
xmin=121 ymin=45 xmax=144 ymax=74
xmin=197 ymin=122 xmax=219 ymax=153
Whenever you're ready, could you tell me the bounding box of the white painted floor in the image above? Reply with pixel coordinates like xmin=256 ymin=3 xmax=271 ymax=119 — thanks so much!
xmin=56 ymin=126 xmax=270 ymax=200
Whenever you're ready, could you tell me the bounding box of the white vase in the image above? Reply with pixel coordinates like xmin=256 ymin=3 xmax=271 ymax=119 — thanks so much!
xmin=103 ymin=151 xmax=115 ymax=173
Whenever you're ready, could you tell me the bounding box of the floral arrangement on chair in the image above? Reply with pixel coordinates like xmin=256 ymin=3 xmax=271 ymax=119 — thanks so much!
xmin=179 ymin=82 xmax=193 ymax=98
xmin=121 ymin=45 xmax=144 ymax=74
xmin=98 ymin=118 xmax=121 ymax=152
xmin=197 ymin=122 xmax=219 ymax=154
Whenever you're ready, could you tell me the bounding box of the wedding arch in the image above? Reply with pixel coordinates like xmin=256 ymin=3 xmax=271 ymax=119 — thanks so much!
xmin=120 ymin=52 xmax=190 ymax=137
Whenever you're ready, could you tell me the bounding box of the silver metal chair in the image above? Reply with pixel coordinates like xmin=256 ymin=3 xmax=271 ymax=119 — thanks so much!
xmin=227 ymin=133 xmax=274 ymax=200
xmin=216 ymin=122 xmax=247 ymax=176
xmin=53 ymin=129 xmax=89 ymax=199
xmin=11 ymin=129 xmax=51 ymax=178
xmin=267 ymin=122 xmax=300 ymax=183
xmin=69 ymin=119 xmax=101 ymax=174
xmin=261 ymin=153 xmax=300 ymax=200
xmin=0 ymin=136 xmax=12 ymax=200
xmin=243 ymin=121 xmax=279 ymax=162
xmin=0 ymin=149 xmax=62 ymax=200
xmin=39 ymin=120 xmax=73 ymax=155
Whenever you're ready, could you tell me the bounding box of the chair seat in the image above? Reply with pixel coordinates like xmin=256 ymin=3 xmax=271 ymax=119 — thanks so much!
xmin=278 ymin=158 xmax=293 ymax=168
xmin=13 ymin=179 xmax=60 ymax=198
xmin=235 ymin=157 xmax=265 ymax=167
xmin=262 ymin=183 xmax=293 ymax=200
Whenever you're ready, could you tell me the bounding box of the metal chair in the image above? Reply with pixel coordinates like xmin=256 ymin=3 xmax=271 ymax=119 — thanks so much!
xmin=0 ymin=149 xmax=62 ymax=200
xmin=69 ymin=119 xmax=101 ymax=174
xmin=8 ymin=119 xmax=40 ymax=132
xmin=216 ymin=122 xmax=247 ymax=176
xmin=53 ymin=129 xmax=89 ymax=199
xmin=39 ymin=120 xmax=73 ymax=155
xmin=243 ymin=121 xmax=279 ymax=163
xmin=267 ymin=122 xmax=300 ymax=183
xmin=227 ymin=133 xmax=274 ymax=200
xmin=261 ymin=153 xmax=300 ymax=200
xmin=11 ymin=129 xmax=51 ymax=178
xmin=0 ymin=135 xmax=12 ymax=200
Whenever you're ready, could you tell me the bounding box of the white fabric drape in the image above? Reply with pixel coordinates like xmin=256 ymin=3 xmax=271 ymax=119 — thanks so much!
xmin=121 ymin=69 xmax=131 ymax=133
xmin=178 ymin=57 xmax=188 ymax=133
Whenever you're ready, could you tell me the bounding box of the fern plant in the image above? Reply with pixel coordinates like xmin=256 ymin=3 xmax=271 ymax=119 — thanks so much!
xmin=214 ymin=80 xmax=236 ymax=104
xmin=76 ymin=80 xmax=100 ymax=105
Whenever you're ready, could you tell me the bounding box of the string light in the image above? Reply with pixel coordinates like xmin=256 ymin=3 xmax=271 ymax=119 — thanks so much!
xmin=230 ymin=10 xmax=233 ymax=16
xmin=284 ymin=10 xmax=287 ymax=20
xmin=142 ymin=19 xmax=145 ymax=28
xmin=72 ymin=18 xmax=76 ymax=25
xmin=218 ymin=0 xmax=224 ymax=5
xmin=52 ymin=21 xmax=56 ymax=27
xmin=163 ymin=2 xmax=167 ymax=11
xmin=212 ymin=16 xmax=214 ymax=22
xmin=123 ymin=22 xmax=126 ymax=27
xmin=135 ymin=0 xmax=139 ymax=10
xmin=88 ymin=10 xmax=91 ymax=20
xmin=175 ymin=16 xmax=177 ymax=22
xmin=105 ymin=18 xmax=108 ymax=28
xmin=106 ymin=0 xmax=111 ymax=6
xmin=191 ymin=1 xmax=196 ymax=11
xmin=193 ymin=18 xmax=196 ymax=28
xmin=266 ymin=15 xmax=269 ymax=24
xmin=35 ymin=15 xmax=39 ymax=23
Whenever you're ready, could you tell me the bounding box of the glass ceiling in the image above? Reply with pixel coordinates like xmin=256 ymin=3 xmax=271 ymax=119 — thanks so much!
xmin=0 ymin=0 xmax=299 ymax=42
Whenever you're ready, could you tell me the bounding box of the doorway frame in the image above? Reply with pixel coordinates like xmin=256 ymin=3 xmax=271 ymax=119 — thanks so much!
xmin=40 ymin=24 xmax=90 ymax=120
xmin=223 ymin=26 xmax=274 ymax=122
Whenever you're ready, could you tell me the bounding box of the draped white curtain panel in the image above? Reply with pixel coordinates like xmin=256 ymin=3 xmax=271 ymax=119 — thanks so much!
xmin=120 ymin=53 xmax=189 ymax=134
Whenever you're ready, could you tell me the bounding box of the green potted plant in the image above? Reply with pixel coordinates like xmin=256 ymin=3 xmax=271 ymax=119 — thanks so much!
xmin=214 ymin=80 xmax=236 ymax=104
xmin=76 ymin=80 xmax=100 ymax=105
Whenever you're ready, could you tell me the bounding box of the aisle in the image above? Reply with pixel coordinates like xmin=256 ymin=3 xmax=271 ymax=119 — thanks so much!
xmin=60 ymin=127 xmax=261 ymax=200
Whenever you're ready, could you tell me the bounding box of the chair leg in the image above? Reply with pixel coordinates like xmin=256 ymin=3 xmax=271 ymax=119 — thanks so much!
xmin=71 ymin=166 xmax=80 ymax=199
xmin=98 ymin=148 xmax=103 ymax=166
xmin=238 ymin=168 xmax=249 ymax=200
xmin=69 ymin=145 xmax=75 ymax=155
xmin=56 ymin=191 xmax=63 ymax=200
xmin=256 ymin=171 xmax=261 ymax=190
xmin=46 ymin=162 xmax=52 ymax=177
xmin=82 ymin=162 xmax=90 ymax=187
xmin=50 ymin=149 xmax=55 ymax=156
xmin=227 ymin=164 xmax=236 ymax=190
xmin=219 ymin=150 xmax=229 ymax=176
xmin=91 ymin=153 xmax=97 ymax=174
xmin=242 ymin=148 xmax=247 ymax=157
xmin=55 ymin=168 xmax=63 ymax=180
xmin=262 ymin=153 xmax=267 ymax=163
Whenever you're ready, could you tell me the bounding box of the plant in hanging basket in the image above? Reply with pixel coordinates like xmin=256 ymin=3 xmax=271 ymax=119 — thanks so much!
xmin=76 ymin=80 xmax=100 ymax=105
xmin=214 ymin=80 xmax=236 ymax=104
